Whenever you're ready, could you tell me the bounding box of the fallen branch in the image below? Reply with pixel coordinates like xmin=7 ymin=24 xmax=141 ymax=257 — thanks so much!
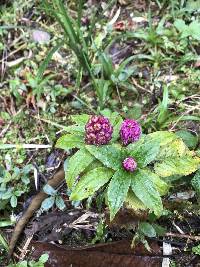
xmin=8 ymin=168 xmax=65 ymax=259
xmin=0 ymin=144 xmax=52 ymax=149
xmin=165 ymin=232 xmax=200 ymax=241
xmin=0 ymin=121 xmax=12 ymax=138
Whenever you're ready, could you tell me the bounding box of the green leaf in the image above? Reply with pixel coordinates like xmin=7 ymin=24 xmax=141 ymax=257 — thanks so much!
xmin=152 ymin=223 xmax=166 ymax=236
xmin=63 ymin=125 xmax=85 ymax=135
xmin=56 ymin=134 xmax=84 ymax=150
xmin=0 ymin=220 xmax=14 ymax=227
xmin=131 ymin=169 xmax=163 ymax=216
xmin=174 ymin=19 xmax=200 ymax=40
xmin=191 ymin=169 xmax=200 ymax=198
xmin=112 ymin=118 xmax=123 ymax=141
xmin=163 ymin=174 xmax=182 ymax=182
xmin=157 ymin=86 xmax=169 ymax=125
xmin=127 ymin=104 xmax=142 ymax=120
xmin=155 ymin=138 xmax=190 ymax=160
xmin=138 ymin=222 xmax=156 ymax=237
xmin=100 ymin=111 xmax=123 ymax=141
xmin=109 ymin=113 xmax=123 ymax=141
xmin=192 ymin=244 xmax=200 ymax=255
xmin=0 ymin=232 xmax=8 ymax=251
xmin=10 ymin=195 xmax=17 ymax=208
xmin=175 ymin=115 xmax=200 ymax=122
xmin=176 ymin=130 xmax=198 ymax=149
xmin=70 ymin=167 xmax=114 ymax=200
xmin=86 ymin=144 xmax=122 ymax=170
xmin=174 ymin=19 xmax=188 ymax=33
xmin=154 ymin=156 xmax=200 ymax=177
xmin=148 ymin=131 xmax=177 ymax=146
xmin=186 ymin=0 xmax=200 ymax=11
xmin=66 ymin=149 xmax=94 ymax=189
xmin=55 ymin=196 xmax=66 ymax=210
xmin=41 ymin=196 xmax=55 ymax=211
xmin=16 ymin=261 xmax=27 ymax=267
xmin=107 ymin=170 xmax=131 ymax=220
xmin=70 ymin=114 xmax=89 ymax=125
xmin=83 ymin=160 xmax=104 ymax=173
xmin=43 ymin=184 xmax=57 ymax=196
xmin=127 ymin=136 xmax=160 ymax=167
xmin=99 ymin=52 xmax=114 ymax=78
xmin=147 ymin=131 xmax=194 ymax=162
xmin=95 ymin=79 xmax=111 ymax=107
xmin=36 ymin=41 xmax=63 ymax=81
xmin=39 ymin=253 xmax=49 ymax=263
xmin=127 ymin=132 xmax=181 ymax=168
xmin=125 ymin=190 xmax=146 ymax=211
xmin=189 ymin=20 xmax=200 ymax=40
xmin=144 ymin=169 xmax=169 ymax=195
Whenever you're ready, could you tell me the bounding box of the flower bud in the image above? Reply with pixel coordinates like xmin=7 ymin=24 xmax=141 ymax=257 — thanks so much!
xmin=122 ymin=157 xmax=137 ymax=172
xmin=85 ymin=115 xmax=113 ymax=145
xmin=120 ymin=119 xmax=141 ymax=146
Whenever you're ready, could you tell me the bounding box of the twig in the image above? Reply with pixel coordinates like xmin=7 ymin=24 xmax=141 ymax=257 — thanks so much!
xmin=0 ymin=43 xmax=27 ymax=64
xmin=116 ymin=85 xmax=122 ymax=104
xmin=131 ymin=78 xmax=152 ymax=94
xmin=165 ymin=232 xmax=200 ymax=241
xmin=0 ymin=121 xmax=12 ymax=138
xmin=1 ymin=48 xmax=7 ymax=82
xmin=0 ymin=144 xmax=52 ymax=149
xmin=170 ymin=105 xmax=200 ymax=131
xmin=172 ymin=221 xmax=185 ymax=235
xmin=19 ymin=235 xmax=33 ymax=260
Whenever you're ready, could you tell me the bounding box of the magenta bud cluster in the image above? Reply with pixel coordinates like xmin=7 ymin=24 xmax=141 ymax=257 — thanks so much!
xmin=120 ymin=119 xmax=141 ymax=146
xmin=122 ymin=157 xmax=137 ymax=172
xmin=85 ymin=115 xmax=113 ymax=145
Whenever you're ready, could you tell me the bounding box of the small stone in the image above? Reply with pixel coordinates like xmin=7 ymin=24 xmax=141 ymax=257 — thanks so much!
xmin=31 ymin=30 xmax=50 ymax=44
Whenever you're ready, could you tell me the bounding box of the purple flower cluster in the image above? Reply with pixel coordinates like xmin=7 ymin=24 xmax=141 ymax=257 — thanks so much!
xmin=84 ymin=116 xmax=141 ymax=172
xmin=122 ymin=157 xmax=137 ymax=172
xmin=85 ymin=115 xmax=141 ymax=148
xmin=85 ymin=115 xmax=113 ymax=145
xmin=120 ymin=119 xmax=141 ymax=146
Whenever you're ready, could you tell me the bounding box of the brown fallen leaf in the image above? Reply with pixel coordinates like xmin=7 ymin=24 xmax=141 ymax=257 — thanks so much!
xmin=113 ymin=18 xmax=147 ymax=31
xmin=26 ymin=93 xmax=36 ymax=110
xmin=105 ymin=208 xmax=148 ymax=229
xmin=31 ymin=240 xmax=162 ymax=267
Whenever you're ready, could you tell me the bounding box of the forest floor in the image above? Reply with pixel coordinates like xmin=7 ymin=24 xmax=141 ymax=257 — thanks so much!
xmin=0 ymin=0 xmax=200 ymax=266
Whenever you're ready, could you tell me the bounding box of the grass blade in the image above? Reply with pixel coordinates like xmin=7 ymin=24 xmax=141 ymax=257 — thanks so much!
xmin=36 ymin=41 xmax=63 ymax=81
xmin=0 ymin=231 xmax=8 ymax=251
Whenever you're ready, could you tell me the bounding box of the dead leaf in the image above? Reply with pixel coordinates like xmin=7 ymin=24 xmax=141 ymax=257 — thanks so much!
xmin=26 ymin=93 xmax=36 ymax=109
xmin=169 ymin=191 xmax=195 ymax=201
xmin=31 ymin=240 xmax=162 ymax=267
xmin=6 ymin=57 xmax=26 ymax=67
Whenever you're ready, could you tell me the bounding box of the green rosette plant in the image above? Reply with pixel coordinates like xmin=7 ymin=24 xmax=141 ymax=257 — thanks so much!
xmin=56 ymin=113 xmax=200 ymax=220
